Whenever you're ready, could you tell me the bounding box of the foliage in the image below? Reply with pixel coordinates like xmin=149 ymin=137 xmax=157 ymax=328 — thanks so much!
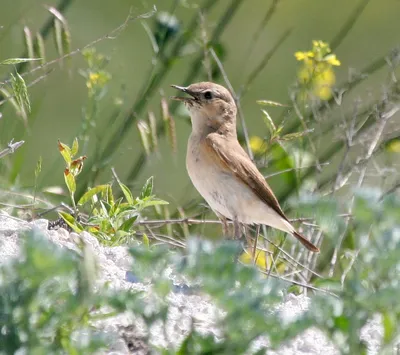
xmin=0 ymin=228 xmax=108 ymax=354
xmin=1 ymin=188 xmax=399 ymax=354
xmin=57 ymin=139 xmax=168 ymax=245
xmin=1 ymin=1 xmax=400 ymax=353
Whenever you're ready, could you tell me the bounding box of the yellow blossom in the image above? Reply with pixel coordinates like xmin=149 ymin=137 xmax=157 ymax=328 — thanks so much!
xmin=386 ymin=139 xmax=400 ymax=153
xmin=325 ymin=54 xmax=341 ymax=66
xmin=249 ymin=136 xmax=266 ymax=155
xmin=239 ymin=248 xmax=270 ymax=269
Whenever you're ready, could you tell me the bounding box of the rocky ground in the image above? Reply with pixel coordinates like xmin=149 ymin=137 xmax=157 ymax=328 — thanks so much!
xmin=0 ymin=211 xmax=383 ymax=354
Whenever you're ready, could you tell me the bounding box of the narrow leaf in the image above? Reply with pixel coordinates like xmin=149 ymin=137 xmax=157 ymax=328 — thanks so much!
xmin=140 ymin=176 xmax=153 ymax=199
xmin=120 ymin=215 xmax=138 ymax=232
xmin=59 ymin=211 xmax=83 ymax=233
xmin=278 ymin=129 xmax=314 ymax=141
xmin=257 ymin=99 xmax=289 ymax=107
xmin=58 ymin=140 xmax=72 ymax=164
xmin=142 ymin=233 xmax=150 ymax=247
xmin=64 ymin=168 xmax=76 ymax=194
xmin=119 ymin=182 xmax=134 ymax=205
xmin=1 ymin=58 xmax=41 ymax=65
xmin=71 ymin=137 xmax=79 ymax=157
xmin=78 ymin=184 xmax=109 ymax=205
xmin=382 ymin=311 xmax=395 ymax=344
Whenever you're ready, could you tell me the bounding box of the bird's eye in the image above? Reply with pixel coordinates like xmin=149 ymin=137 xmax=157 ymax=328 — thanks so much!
xmin=204 ymin=91 xmax=213 ymax=100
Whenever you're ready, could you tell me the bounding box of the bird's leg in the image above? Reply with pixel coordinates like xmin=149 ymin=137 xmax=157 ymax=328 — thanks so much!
xmin=243 ymin=224 xmax=253 ymax=250
xmin=233 ymin=219 xmax=241 ymax=240
xmin=216 ymin=212 xmax=229 ymax=238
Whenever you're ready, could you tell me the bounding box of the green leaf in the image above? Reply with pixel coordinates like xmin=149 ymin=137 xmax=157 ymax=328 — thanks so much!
xmin=64 ymin=169 xmax=76 ymax=195
xmin=119 ymin=215 xmax=138 ymax=232
xmin=267 ymin=143 xmax=297 ymax=195
xmin=1 ymin=57 xmax=41 ymax=65
xmin=71 ymin=138 xmax=79 ymax=157
xmin=136 ymin=198 xmax=168 ymax=211
xmin=106 ymin=184 xmax=115 ymax=206
xmin=59 ymin=211 xmax=83 ymax=233
xmin=118 ymin=182 xmax=133 ymax=205
xmin=58 ymin=140 xmax=72 ymax=164
xmin=78 ymin=185 xmax=110 ymax=206
xmin=142 ymin=233 xmax=150 ymax=248
xmin=382 ymin=311 xmax=396 ymax=344
xmin=279 ymin=129 xmax=314 ymax=141
xmin=140 ymin=176 xmax=154 ymax=200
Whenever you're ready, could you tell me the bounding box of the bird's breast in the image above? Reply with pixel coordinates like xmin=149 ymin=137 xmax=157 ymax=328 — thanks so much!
xmin=186 ymin=135 xmax=245 ymax=220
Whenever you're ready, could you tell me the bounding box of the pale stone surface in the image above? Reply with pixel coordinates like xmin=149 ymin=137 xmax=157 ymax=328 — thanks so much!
xmin=0 ymin=210 xmax=385 ymax=354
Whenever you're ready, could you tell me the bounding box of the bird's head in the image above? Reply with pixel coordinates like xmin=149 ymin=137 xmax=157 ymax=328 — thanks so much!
xmin=171 ymin=82 xmax=237 ymax=135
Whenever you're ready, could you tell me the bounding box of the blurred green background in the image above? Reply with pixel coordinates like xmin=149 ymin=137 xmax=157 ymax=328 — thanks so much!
xmin=1 ymin=0 xmax=399 ymax=209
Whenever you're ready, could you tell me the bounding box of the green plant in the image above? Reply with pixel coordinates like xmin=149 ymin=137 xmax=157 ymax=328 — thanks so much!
xmin=57 ymin=138 xmax=168 ymax=245
xmin=0 ymin=229 xmax=108 ymax=354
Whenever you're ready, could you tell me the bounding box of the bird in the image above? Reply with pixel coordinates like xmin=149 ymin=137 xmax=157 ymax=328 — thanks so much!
xmin=171 ymin=82 xmax=319 ymax=252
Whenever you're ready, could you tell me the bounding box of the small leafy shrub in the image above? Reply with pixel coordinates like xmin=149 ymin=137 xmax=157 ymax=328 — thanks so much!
xmin=57 ymin=139 xmax=168 ymax=245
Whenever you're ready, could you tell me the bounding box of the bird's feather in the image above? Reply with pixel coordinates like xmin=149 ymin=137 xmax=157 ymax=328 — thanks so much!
xmin=204 ymin=132 xmax=319 ymax=252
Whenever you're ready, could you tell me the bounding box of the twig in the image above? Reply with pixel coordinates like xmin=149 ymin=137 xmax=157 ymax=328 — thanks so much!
xmin=135 ymin=216 xmax=315 ymax=227
xmin=380 ymin=181 xmax=400 ymax=201
xmin=329 ymin=104 xmax=394 ymax=276
xmin=1 ymin=7 xmax=157 ymax=86
xmin=264 ymin=162 xmax=329 ymax=179
xmin=254 ymin=265 xmax=338 ymax=297
xmin=291 ymin=93 xmax=322 ymax=171
xmin=0 ymin=139 xmax=25 ymax=159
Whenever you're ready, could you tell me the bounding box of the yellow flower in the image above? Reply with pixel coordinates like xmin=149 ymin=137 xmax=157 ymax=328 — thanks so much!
xmin=386 ymin=139 xmax=400 ymax=153
xmin=325 ymin=54 xmax=341 ymax=66
xmin=239 ymin=248 xmax=270 ymax=269
xmin=314 ymin=67 xmax=336 ymax=86
xmin=314 ymin=85 xmax=332 ymax=100
xmin=295 ymin=51 xmax=307 ymax=61
xmin=295 ymin=51 xmax=315 ymax=61
xmin=313 ymin=40 xmax=329 ymax=51
xmin=249 ymin=136 xmax=266 ymax=155
xmin=89 ymin=72 xmax=100 ymax=83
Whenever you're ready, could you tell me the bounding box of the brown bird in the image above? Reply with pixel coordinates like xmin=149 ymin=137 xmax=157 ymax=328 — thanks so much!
xmin=171 ymin=82 xmax=319 ymax=252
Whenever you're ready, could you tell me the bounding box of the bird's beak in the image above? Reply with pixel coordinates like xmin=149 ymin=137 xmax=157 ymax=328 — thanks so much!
xmin=170 ymin=85 xmax=195 ymax=102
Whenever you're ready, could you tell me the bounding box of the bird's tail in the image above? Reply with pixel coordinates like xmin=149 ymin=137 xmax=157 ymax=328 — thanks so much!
xmin=293 ymin=231 xmax=320 ymax=252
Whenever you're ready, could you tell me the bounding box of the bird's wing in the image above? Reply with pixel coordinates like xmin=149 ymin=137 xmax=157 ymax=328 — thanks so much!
xmin=204 ymin=133 xmax=288 ymax=221
xmin=204 ymin=133 xmax=320 ymax=253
